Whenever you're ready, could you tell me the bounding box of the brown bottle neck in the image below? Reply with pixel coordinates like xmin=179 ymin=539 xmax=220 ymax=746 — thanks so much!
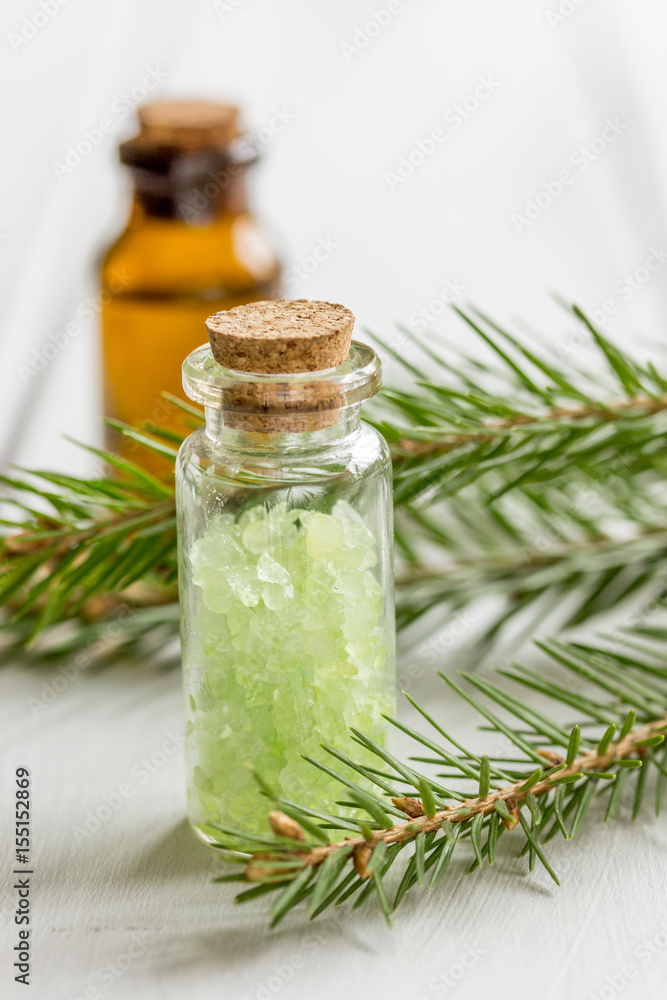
xmin=128 ymin=151 xmax=251 ymax=223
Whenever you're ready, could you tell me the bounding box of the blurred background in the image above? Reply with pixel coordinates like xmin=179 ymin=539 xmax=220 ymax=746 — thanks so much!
xmin=2 ymin=0 xmax=667 ymax=474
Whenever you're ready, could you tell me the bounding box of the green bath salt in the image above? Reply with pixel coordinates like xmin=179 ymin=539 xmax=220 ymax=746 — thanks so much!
xmin=183 ymin=499 xmax=394 ymax=834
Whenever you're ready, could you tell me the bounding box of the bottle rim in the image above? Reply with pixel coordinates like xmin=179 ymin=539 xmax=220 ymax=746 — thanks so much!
xmin=182 ymin=341 xmax=382 ymax=415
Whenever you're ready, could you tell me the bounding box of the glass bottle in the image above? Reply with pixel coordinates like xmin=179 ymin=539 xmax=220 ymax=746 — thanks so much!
xmin=100 ymin=101 xmax=281 ymax=473
xmin=175 ymin=299 xmax=396 ymax=840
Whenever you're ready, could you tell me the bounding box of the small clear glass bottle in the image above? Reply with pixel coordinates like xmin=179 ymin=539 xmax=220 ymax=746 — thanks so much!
xmin=176 ymin=300 xmax=395 ymax=840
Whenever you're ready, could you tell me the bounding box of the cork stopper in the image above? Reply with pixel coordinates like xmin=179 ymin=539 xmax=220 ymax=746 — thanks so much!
xmin=121 ymin=101 xmax=240 ymax=160
xmin=204 ymin=300 xmax=356 ymax=432
xmin=205 ymin=299 xmax=355 ymax=374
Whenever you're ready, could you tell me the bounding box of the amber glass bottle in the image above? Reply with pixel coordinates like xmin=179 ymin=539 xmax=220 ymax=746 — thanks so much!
xmin=100 ymin=101 xmax=281 ymax=471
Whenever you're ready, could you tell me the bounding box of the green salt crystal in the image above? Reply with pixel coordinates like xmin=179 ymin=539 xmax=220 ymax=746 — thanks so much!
xmin=306 ymin=512 xmax=344 ymax=558
xmin=184 ymin=499 xmax=394 ymax=834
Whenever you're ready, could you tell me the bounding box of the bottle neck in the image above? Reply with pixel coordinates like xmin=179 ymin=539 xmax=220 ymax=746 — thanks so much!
xmin=204 ymin=405 xmax=363 ymax=452
xmin=129 ymin=153 xmax=250 ymax=224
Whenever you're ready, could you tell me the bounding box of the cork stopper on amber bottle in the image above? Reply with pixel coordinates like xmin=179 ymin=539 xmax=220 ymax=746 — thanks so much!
xmin=121 ymin=101 xmax=240 ymax=159
xmin=205 ymin=299 xmax=355 ymax=374
xmin=204 ymin=299 xmax=356 ymax=432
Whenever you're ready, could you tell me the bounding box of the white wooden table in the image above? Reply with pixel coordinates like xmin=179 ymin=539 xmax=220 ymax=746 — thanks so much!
xmin=3 ymin=654 xmax=666 ymax=1000
xmin=3 ymin=1 xmax=667 ymax=995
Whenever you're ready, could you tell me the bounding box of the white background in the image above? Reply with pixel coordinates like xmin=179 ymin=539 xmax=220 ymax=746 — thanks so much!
xmin=3 ymin=0 xmax=667 ymax=471
xmin=3 ymin=2 xmax=667 ymax=999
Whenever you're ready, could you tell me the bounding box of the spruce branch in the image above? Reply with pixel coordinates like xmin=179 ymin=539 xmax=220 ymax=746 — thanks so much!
xmin=395 ymin=517 xmax=667 ymax=634
xmin=0 ymin=446 xmax=178 ymax=646
xmin=207 ymin=634 xmax=667 ymax=926
xmin=0 ymin=305 xmax=665 ymax=930
xmin=392 ymin=393 xmax=667 ymax=459
xmin=376 ymin=303 xmax=667 ymax=506
xmin=4 ymin=305 xmax=667 ymax=654
xmin=241 ymin=710 xmax=667 ymax=878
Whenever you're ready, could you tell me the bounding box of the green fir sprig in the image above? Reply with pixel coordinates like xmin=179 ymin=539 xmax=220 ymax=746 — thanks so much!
xmin=0 ymin=441 xmax=178 ymax=649
xmin=3 ymin=304 xmax=667 ymax=927
xmin=209 ymin=633 xmax=667 ymax=926
xmin=2 ymin=304 xmax=667 ymax=657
